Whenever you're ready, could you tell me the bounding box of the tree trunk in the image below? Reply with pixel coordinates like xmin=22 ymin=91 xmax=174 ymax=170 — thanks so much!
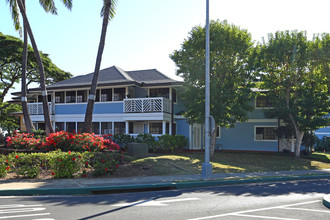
xmin=210 ymin=123 xmax=217 ymax=158
xmin=21 ymin=0 xmax=35 ymax=133
xmin=17 ymin=0 xmax=54 ymax=135
xmin=294 ymin=129 xmax=304 ymax=158
xmin=288 ymin=112 xmax=304 ymax=158
xmin=83 ymin=1 xmax=111 ymax=133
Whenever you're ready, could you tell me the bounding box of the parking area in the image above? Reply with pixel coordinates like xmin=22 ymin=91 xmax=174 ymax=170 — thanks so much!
xmin=189 ymin=200 xmax=330 ymax=220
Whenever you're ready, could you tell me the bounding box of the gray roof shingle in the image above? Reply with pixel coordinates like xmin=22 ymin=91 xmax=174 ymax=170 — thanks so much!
xmin=44 ymin=66 xmax=182 ymax=90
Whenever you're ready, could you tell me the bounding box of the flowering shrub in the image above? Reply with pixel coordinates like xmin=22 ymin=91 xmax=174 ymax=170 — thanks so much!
xmin=48 ymin=150 xmax=89 ymax=178
xmin=0 ymin=155 xmax=10 ymax=177
xmin=6 ymin=131 xmax=120 ymax=152
xmin=90 ymin=152 xmax=121 ymax=176
xmin=9 ymin=153 xmax=47 ymax=178
xmin=41 ymin=131 xmax=120 ymax=152
xmin=6 ymin=131 xmax=42 ymax=150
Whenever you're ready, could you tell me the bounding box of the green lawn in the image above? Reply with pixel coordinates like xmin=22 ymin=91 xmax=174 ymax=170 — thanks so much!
xmin=122 ymin=152 xmax=330 ymax=176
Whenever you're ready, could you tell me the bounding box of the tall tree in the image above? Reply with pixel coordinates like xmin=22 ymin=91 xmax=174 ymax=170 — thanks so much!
xmin=13 ymin=0 xmax=72 ymax=135
xmin=0 ymin=32 xmax=72 ymax=114
xmin=83 ymin=0 xmax=117 ymax=133
xmin=170 ymin=20 xmax=256 ymax=156
xmin=257 ymin=31 xmax=330 ymax=158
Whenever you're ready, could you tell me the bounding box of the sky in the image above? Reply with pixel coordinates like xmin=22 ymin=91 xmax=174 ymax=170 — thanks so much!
xmin=1 ymin=0 xmax=330 ymax=100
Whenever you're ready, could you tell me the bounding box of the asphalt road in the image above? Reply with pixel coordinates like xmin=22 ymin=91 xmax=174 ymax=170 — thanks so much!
xmin=0 ymin=179 xmax=329 ymax=220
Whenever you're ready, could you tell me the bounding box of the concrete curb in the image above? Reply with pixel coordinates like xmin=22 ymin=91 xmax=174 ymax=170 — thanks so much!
xmin=323 ymin=194 xmax=330 ymax=209
xmin=0 ymin=174 xmax=329 ymax=196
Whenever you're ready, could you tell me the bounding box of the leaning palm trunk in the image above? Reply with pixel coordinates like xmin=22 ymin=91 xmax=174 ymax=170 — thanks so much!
xmin=17 ymin=0 xmax=54 ymax=135
xmin=83 ymin=0 xmax=111 ymax=133
xmin=21 ymin=0 xmax=35 ymax=133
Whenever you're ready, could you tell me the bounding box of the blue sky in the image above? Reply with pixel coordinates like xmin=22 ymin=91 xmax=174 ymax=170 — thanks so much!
xmin=1 ymin=0 xmax=330 ymax=100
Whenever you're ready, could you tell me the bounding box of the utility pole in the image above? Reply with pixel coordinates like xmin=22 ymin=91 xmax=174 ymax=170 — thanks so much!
xmin=201 ymin=0 xmax=213 ymax=179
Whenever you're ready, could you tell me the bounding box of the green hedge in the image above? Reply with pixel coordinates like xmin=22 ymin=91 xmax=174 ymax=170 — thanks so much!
xmin=0 ymin=150 xmax=122 ymax=179
xmin=112 ymin=134 xmax=188 ymax=152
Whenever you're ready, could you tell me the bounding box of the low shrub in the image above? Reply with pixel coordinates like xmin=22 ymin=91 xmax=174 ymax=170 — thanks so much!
xmin=0 ymin=150 xmax=122 ymax=179
xmin=48 ymin=150 xmax=88 ymax=178
xmin=0 ymin=154 xmax=10 ymax=177
xmin=315 ymin=136 xmax=330 ymax=152
xmin=111 ymin=134 xmax=135 ymax=149
xmin=90 ymin=152 xmax=121 ymax=176
xmin=9 ymin=153 xmax=47 ymax=178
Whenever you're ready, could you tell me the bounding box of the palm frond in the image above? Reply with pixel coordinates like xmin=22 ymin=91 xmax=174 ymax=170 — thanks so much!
xmin=6 ymin=0 xmax=22 ymax=35
xmin=39 ymin=0 xmax=58 ymax=15
xmin=100 ymin=0 xmax=117 ymax=21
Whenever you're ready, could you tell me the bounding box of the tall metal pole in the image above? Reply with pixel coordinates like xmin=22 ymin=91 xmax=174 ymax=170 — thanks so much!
xmin=201 ymin=0 xmax=213 ymax=179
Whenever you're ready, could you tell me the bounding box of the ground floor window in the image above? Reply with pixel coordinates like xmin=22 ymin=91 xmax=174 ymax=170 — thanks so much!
xmin=255 ymin=126 xmax=277 ymax=141
xmin=114 ymin=122 xmax=125 ymax=135
xmin=216 ymin=126 xmax=221 ymax=138
xmin=101 ymin=122 xmax=112 ymax=134
xmin=66 ymin=122 xmax=75 ymax=133
xmin=150 ymin=122 xmax=162 ymax=134
xmin=55 ymin=122 xmax=64 ymax=132
xmin=92 ymin=122 xmax=100 ymax=134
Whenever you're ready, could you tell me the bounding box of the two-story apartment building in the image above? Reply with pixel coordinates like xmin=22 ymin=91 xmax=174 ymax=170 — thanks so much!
xmin=12 ymin=66 xmax=285 ymax=152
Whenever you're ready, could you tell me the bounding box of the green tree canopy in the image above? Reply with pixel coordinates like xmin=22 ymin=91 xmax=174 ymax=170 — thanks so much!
xmin=0 ymin=32 xmax=72 ymax=106
xmin=256 ymin=31 xmax=330 ymax=157
xmin=170 ymin=20 xmax=255 ymax=127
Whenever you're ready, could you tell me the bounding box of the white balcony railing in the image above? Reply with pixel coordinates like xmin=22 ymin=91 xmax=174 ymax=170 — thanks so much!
xmin=123 ymin=97 xmax=172 ymax=113
xmin=27 ymin=102 xmax=55 ymax=115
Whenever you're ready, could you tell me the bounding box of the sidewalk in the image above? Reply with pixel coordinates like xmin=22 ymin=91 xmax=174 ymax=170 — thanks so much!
xmin=0 ymin=169 xmax=329 ymax=196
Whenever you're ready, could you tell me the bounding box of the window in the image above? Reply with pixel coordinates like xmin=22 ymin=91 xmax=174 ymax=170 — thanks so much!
xmin=150 ymin=122 xmax=162 ymax=134
xmin=101 ymin=122 xmax=112 ymax=134
xmin=256 ymin=93 xmax=273 ymax=108
xmin=89 ymin=89 xmax=100 ymax=102
xmin=114 ymin=122 xmax=125 ymax=134
xmin=66 ymin=91 xmax=76 ymax=103
xmin=129 ymin=122 xmax=134 ymax=134
xmin=172 ymin=88 xmax=177 ymax=102
xmin=55 ymin=122 xmax=64 ymax=132
xmin=37 ymin=122 xmax=45 ymax=131
xmin=114 ymin=88 xmax=125 ymax=101
xmin=149 ymin=88 xmax=169 ymax=99
xmin=37 ymin=95 xmax=51 ymax=102
xmin=255 ymin=127 xmax=277 ymax=141
xmin=66 ymin=122 xmax=76 ymax=133
xmin=166 ymin=123 xmax=170 ymax=134
xmin=77 ymin=90 xmax=87 ymax=103
xmin=101 ymin=89 xmax=112 ymax=102
xmin=216 ymin=126 xmax=221 ymax=138
xmin=77 ymin=122 xmax=84 ymax=133
xmin=92 ymin=122 xmax=100 ymax=134
xmin=55 ymin=92 xmax=65 ymax=103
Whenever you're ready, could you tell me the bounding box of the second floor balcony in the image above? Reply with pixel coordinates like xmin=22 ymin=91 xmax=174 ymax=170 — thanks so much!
xmin=27 ymin=97 xmax=172 ymax=115
xmin=27 ymin=102 xmax=55 ymax=115
xmin=123 ymin=97 xmax=172 ymax=114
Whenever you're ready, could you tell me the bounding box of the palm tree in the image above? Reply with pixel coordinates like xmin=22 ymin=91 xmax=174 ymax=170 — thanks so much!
xmin=83 ymin=0 xmax=117 ymax=133
xmin=7 ymin=0 xmax=72 ymax=135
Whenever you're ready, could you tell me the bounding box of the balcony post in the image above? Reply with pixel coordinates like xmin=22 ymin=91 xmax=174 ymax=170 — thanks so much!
xmin=162 ymin=121 xmax=166 ymax=135
xmin=125 ymin=121 xmax=129 ymax=134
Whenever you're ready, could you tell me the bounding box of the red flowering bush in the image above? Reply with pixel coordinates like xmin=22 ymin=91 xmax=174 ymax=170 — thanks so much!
xmin=40 ymin=131 xmax=120 ymax=152
xmin=6 ymin=131 xmax=120 ymax=152
xmin=6 ymin=131 xmax=42 ymax=150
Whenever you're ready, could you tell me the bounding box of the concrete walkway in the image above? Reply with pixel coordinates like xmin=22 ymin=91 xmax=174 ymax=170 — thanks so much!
xmin=0 ymin=169 xmax=329 ymax=196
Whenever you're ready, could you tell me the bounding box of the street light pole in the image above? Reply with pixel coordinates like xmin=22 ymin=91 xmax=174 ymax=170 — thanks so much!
xmin=201 ymin=0 xmax=213 ymax=179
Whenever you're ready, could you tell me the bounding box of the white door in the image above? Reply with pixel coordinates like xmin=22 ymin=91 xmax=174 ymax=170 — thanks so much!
xmin=193 ymin=124 xmax=202 ymax=150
